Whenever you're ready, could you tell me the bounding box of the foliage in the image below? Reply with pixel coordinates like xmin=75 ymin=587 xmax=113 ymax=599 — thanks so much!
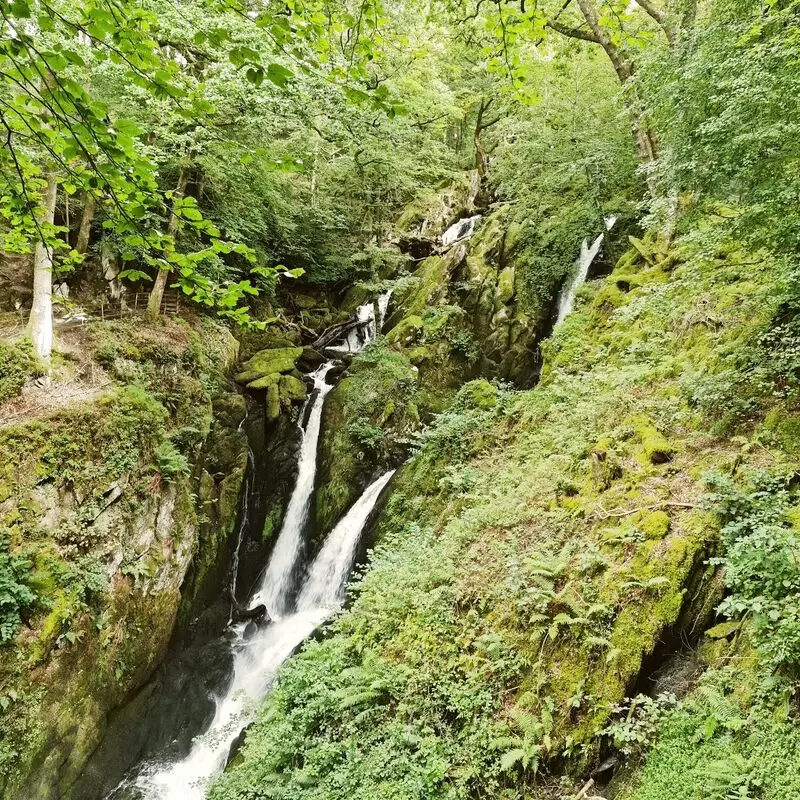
xmin=0 ymin=540 xmax=36 ymax=644
xmin=708 ymin=469 xmax=800 ymax=671
xmin=155 ymin=441 xmax=190 ymax=480
xmin=640 ymin=0 xmax=800 ymax=252
xmin=0 ymin=340 xmax=40 ymax=405
xmin=618 ymin=667 xmax=800 ymax=800
xmin=489 ymin=49 xmax=639 ymax=317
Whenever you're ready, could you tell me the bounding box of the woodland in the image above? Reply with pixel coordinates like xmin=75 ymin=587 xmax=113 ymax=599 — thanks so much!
xmin=1 ymin=0 xmax=800 ymax=799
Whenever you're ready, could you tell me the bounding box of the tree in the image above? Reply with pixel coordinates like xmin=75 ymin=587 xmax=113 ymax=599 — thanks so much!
xmin=28 ymin=171 xmax=57 ymax=362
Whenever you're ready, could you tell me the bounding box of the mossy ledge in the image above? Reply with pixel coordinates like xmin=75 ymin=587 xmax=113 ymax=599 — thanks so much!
xmin=0 ymin=316 xmax=248 ymax=798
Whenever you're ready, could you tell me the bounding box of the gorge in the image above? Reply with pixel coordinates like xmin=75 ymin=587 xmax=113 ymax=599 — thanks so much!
xmin=2 ymin=1 xmax=800 ymax=799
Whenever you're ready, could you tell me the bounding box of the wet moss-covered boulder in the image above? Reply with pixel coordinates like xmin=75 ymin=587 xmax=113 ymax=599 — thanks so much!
xmin=235 ymin=347 xmax=303 ymax=387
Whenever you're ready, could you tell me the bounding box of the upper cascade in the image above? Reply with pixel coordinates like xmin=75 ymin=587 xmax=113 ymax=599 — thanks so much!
xmin=554 ymin=216 xmax=617 ymax=329
xmin=328 ymin=288 xmax=393 ymax=354
xmin=441 ymin=214 xmax=481 ymax=248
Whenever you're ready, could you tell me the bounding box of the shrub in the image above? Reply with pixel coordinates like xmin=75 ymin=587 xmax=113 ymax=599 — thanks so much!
xmin=0 ymin=539 xmax=36 ymax=644
xmin=708 ymin=470 xmax=800 ymax=671
xmin=0 ymin=340 xmax=39 ymax=405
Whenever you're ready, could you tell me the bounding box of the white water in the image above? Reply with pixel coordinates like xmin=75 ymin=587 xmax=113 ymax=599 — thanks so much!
xmin=554 ymin=217 xmax=617 ymax=329
xmin=298 ymin=469 xmax=395 ymax=610
xmin=554 ymin=234 xmax=605 ymax=328
xmin=441 ymin=214 xmax=481 ymax=248
xmin=228 ymin=446 xmax=254 ymax=614
xmin=120 ymin=433 xmax=395 ymax=799
xmin=253 ymin=362 xmax=334 ymax=616
xmin=329 ymin=288 xmax=393 ymax=353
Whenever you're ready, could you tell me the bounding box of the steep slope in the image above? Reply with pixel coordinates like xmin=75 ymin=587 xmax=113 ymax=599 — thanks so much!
xmin=211 ymin=216 xmax=800 ymax=799
xmin=0 ymin=317 xmax=249 ymax=798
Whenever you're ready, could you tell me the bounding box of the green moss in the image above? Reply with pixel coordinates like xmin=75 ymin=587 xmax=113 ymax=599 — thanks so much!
xmin=0 ymin=340 xmax=41 ymax=405
xmin=279 ymin=374 xmax=307 ymax=404
xmin=235 ymin=347 xmax=303 ymax=385
xmin=497 ymin=267 xmax=515 ymax=303
xmin=265 ymin=384 xmax=281 ymax=422
xmin=456 ymin=379 xmax=498 ymax=410
xmin=634 ymin=416 xmax=673 ymax=464
xmin=247 ymin=371 xmax=281 ymax=390
xmin=640 ymin=510 xmax=671 ymax=539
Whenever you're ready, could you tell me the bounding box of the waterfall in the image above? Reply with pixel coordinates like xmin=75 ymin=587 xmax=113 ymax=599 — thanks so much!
xmin=252 ymin=362 xmax=335 ymax=617
xmin=119 ymin=471 xmax=395 ymax=800
xmin=554 ymin=234 xmax=605 ymax=328
xmin=553 ymin=217 xmax=617 ymax=329
xmin=441 ymin=214 xmax=481 ymax=248
xmin=377 ymin=288 xmax=393 ymax=332
xmin=107 ymin=357 xmax=395 ymax=799
xmin=228 ymin=446 xmax=254 ymax=611
xmin=297 ymin=470 xmax=395 ymax=611
xmin=329 ymin=288 xmax=393 ymax=354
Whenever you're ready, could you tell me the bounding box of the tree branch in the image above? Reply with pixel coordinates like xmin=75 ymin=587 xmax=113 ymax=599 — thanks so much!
xmin=545 ymin=17 xmax=601 ymax=43
xmin=631 ymin=0 xmax=677 ymax=44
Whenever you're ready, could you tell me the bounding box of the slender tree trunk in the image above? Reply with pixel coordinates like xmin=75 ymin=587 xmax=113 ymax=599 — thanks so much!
xmin=28 ymin=171 xmax=58 ymax=364
xmin=75 ymin=193 xmax=96 ymax=255
xmin=147 ymin=168 xmax=189 ymax=322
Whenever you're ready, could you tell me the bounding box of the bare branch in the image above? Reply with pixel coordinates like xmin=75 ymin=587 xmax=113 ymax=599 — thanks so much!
xmin=545 ymin=17 xmax=601 ymax=43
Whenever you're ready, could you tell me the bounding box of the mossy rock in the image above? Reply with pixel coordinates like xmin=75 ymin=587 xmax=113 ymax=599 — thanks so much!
xmin=279 ymin=374 xmax=307 ymax=405
xmin=235 ymin=347 xmax=303 ymax=386
xmin=457 ymin=379 xmax=498 ymax=410
xmin=634 ymin=416 xmax=673 ymax=464
xmin=385 ymin=315 xmax=424 ymax=346
xmin=497 ymin=267 xmax=515 ymax=304
xmin=265 ymin=384 xmax=281 ymax=422
xmin=247 ymin=371 xmax=281 ymax=390
xmin=639 ymin=509 xmax=671 ymax=539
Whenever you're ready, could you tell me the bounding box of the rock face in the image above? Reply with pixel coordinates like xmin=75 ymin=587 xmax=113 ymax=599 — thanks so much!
xmin=313 ymin=196 xmax=552 ymax=540
xmin=0 ymin=319 xmax=249 ymax=799
xmin=388 ymin=203 xmax=546 ymax=389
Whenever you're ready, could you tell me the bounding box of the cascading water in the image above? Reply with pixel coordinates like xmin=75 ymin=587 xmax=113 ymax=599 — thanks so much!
xmin=554 ymin=234 xmax=605 ymax=328
xmin=297 ymin=469 xmax=395 ymax=611
xmin=553 ymin=216 xmax=618 ymax=329
xmin=254 ymin=362 xmax=334 ymax=616
xmin=108 ymin=359 xmax=395 ymax=800
xmin=441 ymin=214 xmax=481 ymax=248
xmin=228 ymin=446 xmax=254 ymax=613
xmin=328 ymin=288 xmax=393 ymax=353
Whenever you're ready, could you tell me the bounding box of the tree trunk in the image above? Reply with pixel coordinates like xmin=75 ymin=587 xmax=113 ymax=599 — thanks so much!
xmin=147 ymin=168 xmax=189 ymax=322
xmin=75 ymin=193 xmax=96 ymax=255
xmin=557 ymin=0 xmax=662 ymax=191
xmin=28 ymin=171 xmax=58 ymax=364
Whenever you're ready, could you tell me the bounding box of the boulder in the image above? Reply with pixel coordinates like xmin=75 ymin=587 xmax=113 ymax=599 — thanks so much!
xmin=235 ymin=347 xmax=303 ymax=386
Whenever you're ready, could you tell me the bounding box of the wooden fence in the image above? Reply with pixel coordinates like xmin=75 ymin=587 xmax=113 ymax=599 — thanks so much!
xmin=55 ymin=290 xmax=181 ymax=329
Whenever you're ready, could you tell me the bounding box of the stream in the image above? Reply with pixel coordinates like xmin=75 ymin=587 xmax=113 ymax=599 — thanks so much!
xmin=106 ymin=302 xmax=394 ymax=799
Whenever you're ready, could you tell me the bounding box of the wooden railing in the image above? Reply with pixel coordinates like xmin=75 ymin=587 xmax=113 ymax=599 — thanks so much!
xmin=55 ymin=290 xmax=181 ymax=329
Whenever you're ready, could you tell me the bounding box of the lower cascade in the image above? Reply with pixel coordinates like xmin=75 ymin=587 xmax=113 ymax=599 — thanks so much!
xmin=108 ymin=361 xmax=395 ymax=800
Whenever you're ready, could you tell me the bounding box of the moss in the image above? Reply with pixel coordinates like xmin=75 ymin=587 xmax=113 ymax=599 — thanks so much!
xmin=385 ymin=314 xmax=424 ymax=346
xmin=0 ymin=339 xmax=41 ymax=405
xmin=456 ymin=379 xmax=498 ymax=410
xmin=279 ymin=374 xmax=307 ymax=405
xmin=640 ymin=509 xmax=671 ymax=539
xmin=247 ymin=371 xmax=280 ymax=391
xmin=763 ymin=408 xmax=800 ymax=456
xmin=634 ymin=416 xmax=673 ymax=464
xmin=497 ymin=267 xmax=515 ymax=304
xmin=235 ymin=347 xmax=303 ymax=386
xmin=265 ymin=384 xmax=281 ymax=422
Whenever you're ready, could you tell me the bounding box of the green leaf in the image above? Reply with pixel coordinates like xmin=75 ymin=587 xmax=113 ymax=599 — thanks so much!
xmin=266 ymin=63 xmax=293 ymax=87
